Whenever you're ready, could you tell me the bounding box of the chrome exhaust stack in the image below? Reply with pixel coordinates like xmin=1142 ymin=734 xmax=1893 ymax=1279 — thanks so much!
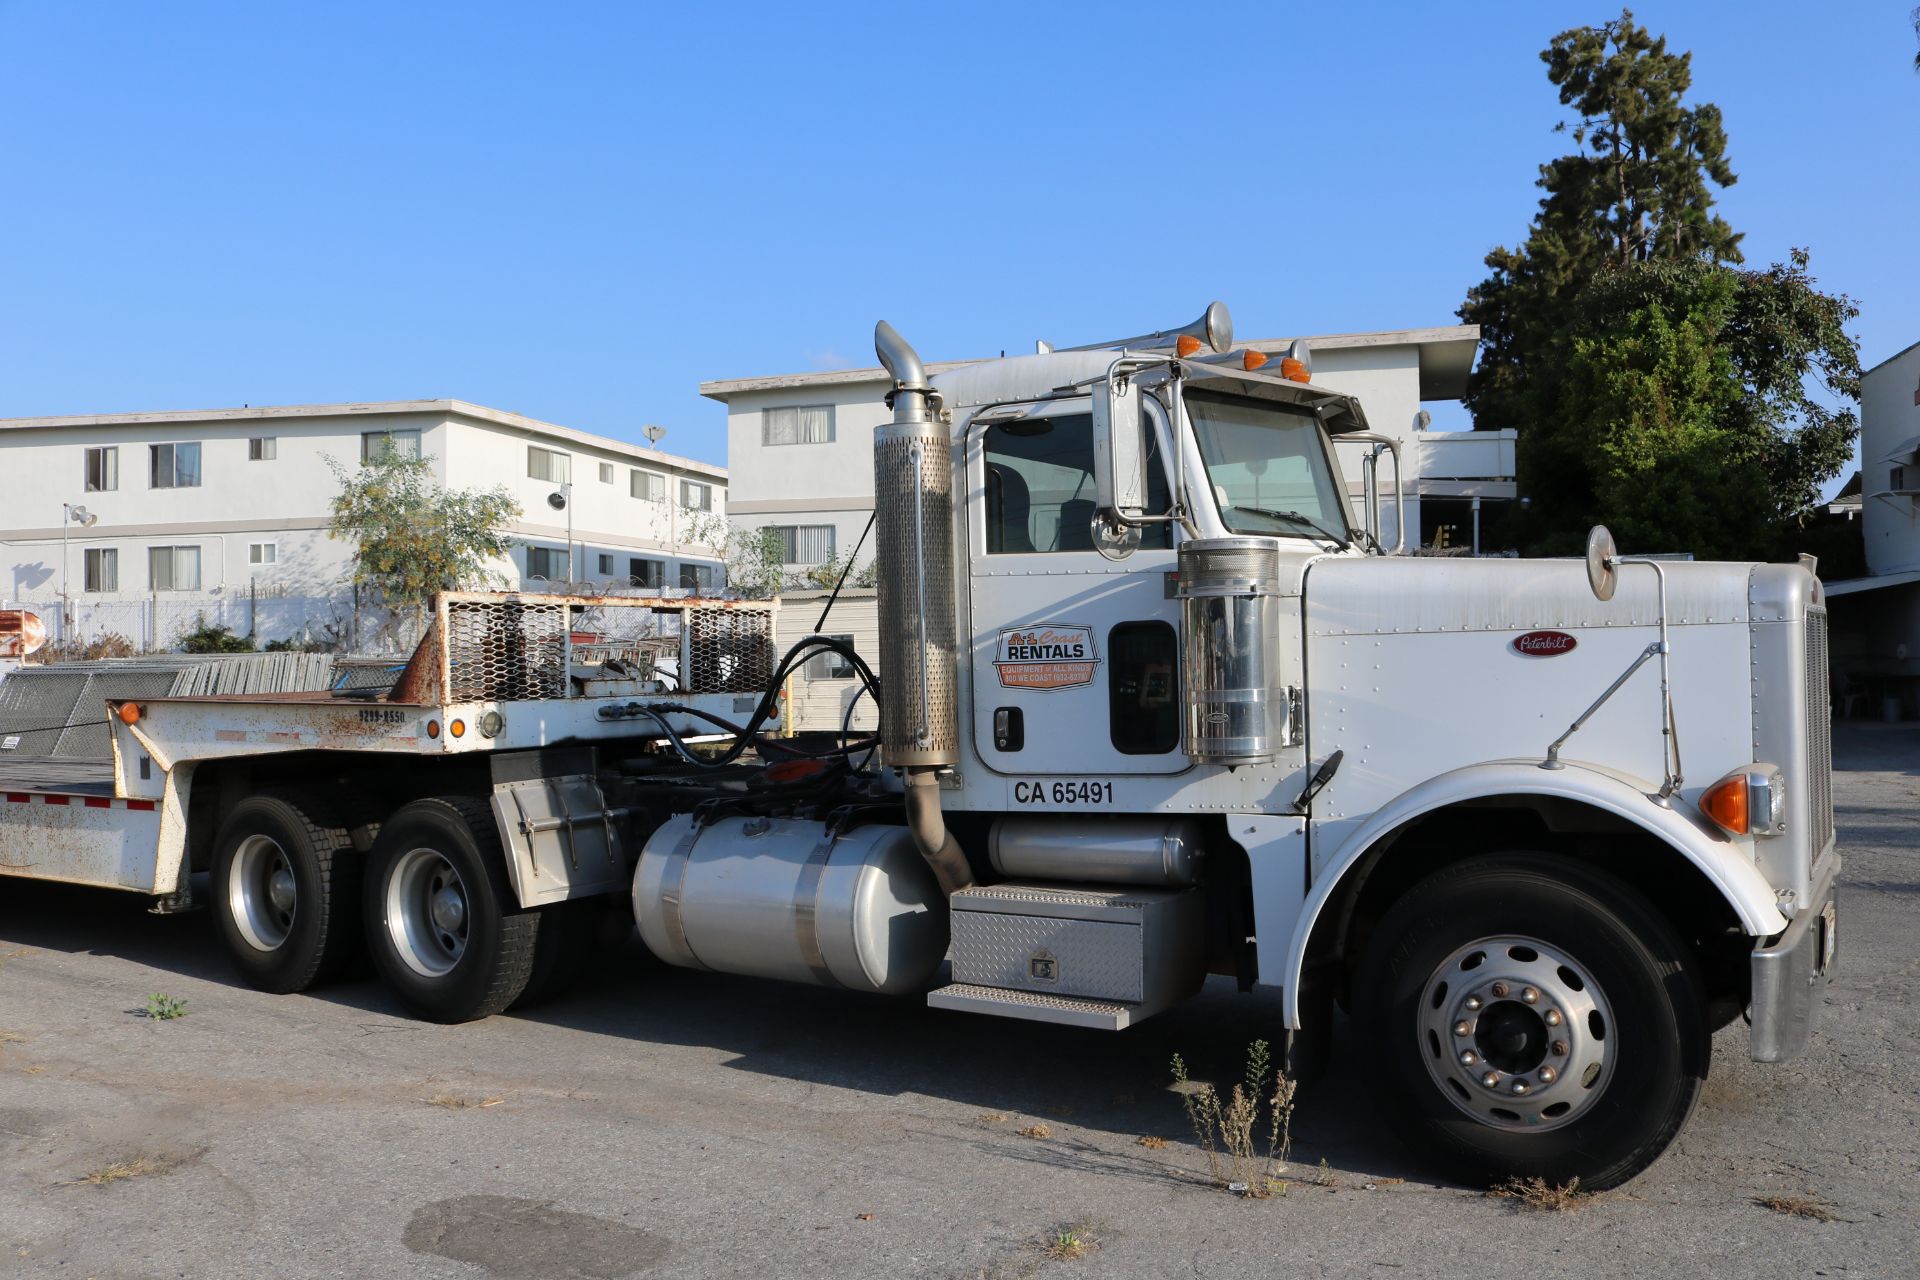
xmin=872 ymin=320 xmax=972 ymax=894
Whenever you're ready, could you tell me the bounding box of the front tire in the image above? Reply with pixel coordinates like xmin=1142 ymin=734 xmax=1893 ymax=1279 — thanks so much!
xmin=211 ymin=793 xmax=360 ymax=994
xmin=364 ymin=796 xmax=539 ymax=1023
xmin=1355 ymin=853 xmax=1709 ymax=1190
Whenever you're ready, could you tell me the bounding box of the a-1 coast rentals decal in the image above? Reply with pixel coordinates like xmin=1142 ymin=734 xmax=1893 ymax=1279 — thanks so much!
xmin=993 ymin=624 xmax=1099 ymax=690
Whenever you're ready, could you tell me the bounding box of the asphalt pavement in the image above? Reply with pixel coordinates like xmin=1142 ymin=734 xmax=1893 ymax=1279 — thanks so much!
xmin=1 ymin=724 xmax=1915 ymax=1279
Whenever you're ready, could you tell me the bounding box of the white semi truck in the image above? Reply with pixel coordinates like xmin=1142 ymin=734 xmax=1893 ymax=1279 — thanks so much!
xmin=0 ymin=303 xmax=1837 ymax=1189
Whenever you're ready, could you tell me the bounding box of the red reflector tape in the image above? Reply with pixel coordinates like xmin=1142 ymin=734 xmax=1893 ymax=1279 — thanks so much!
xmin=84 ymin=797 xmax=111 ymax=808
xmin=126 ymin=800 xmax=156 ymax=811
xmin=4 ymin=793 xmax=29 ymax=804
xmin=41 ymin=795 xmax=69 ymax=805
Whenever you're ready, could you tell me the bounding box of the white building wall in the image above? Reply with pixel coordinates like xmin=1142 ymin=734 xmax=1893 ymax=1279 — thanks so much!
xmin=1860 ymin=343 xmax=1920 ymax=576
xmin=0 ymin=403 xmax=730 ymax=652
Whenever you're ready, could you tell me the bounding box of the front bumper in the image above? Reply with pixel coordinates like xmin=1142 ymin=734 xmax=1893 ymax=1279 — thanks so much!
xmin=1749 ymin=854 xmax=1840 ymax=1062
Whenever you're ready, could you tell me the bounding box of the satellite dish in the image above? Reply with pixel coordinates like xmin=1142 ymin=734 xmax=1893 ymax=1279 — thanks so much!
xmin=547 ymin=491 xmax=568 ymax=511
xmin=1585 ymin=525 xmax=1618 ymax=601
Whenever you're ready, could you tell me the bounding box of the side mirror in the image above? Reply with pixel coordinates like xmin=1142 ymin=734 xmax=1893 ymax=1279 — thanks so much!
xmin=1585 ymin=525 xmax=1618 ymax=601
xmin=1091 ymin=371 xmax=1145 ymax=518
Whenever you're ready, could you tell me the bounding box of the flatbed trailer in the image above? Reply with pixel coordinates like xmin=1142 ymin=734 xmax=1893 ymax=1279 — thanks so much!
xmin=0 ymin=591 xmax=795 ymax=1020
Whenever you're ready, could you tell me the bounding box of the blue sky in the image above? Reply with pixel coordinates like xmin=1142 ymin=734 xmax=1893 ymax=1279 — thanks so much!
xmin=2 ymin=1 xmax=1914 ymax=472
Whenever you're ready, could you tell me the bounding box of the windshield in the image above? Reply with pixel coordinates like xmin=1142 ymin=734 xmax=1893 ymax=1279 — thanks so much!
xmin=1185 ymin=389 xmax=1350 ymax=541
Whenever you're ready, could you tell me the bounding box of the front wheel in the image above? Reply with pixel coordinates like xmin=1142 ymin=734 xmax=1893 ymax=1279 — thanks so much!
xmin=364 ymin=796 xmax=539 ymax=1023
xmin=1355 ymin=853 xmax=1709 ymax=1191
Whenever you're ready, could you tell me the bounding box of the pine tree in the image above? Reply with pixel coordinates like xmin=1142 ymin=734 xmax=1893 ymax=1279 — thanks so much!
xmin=1461 ymin=9 xmax=1741 ymax=433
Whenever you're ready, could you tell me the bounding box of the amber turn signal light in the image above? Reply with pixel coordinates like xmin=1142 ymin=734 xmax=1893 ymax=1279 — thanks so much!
xmin=1175 ymin=334 xmax=1203 ymax=357
xmin=426 ymin=719 xmax=442 ymax=739
xmin=116 ymin=702 xmax=142 ymax=725
xmin=1699 ymin=774 xmax=1749 ymax=835
xmin=1280 ymin=357 xmax=1311 ymax=383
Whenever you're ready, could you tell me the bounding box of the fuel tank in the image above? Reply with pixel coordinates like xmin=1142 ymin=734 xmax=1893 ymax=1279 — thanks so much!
xmin=633 ymin=814 xmax=949 ymax=994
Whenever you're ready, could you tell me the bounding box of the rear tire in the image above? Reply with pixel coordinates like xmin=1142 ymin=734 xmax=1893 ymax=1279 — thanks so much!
xmin=1355 ymin=853 xmax=1709 ymax=1191
xmin=364 ymin=796 xmax=538 ymax=1023
xmin=210 ymin=793 xmax=360 ymax=994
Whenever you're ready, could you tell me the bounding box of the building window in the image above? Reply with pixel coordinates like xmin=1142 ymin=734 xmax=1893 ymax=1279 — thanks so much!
xmin=596 ymin=552 xmax=615 ymax=575
xmin=629 ymin=470 xmax=663 ymax=501
xmin=149 ymin=545 xmax=202 ymax=592
xmin=807 ymin=634 xmax=856 ymax=680
xmin=1894 ymin=464 xmax=1909 ymax=493
xmin=83 ymin=548 xmax=117 ymax=593
xmin=598 ymin=462 xmax=615 ymax=484
xmin=248 ymin=542 xmax=277 ymax=566
xmin=681 ymin=479 xmax=712 ymax=511
xmin=770 ymin=524 xmax=835 ymax=565
xmin=84 ymin=446 xmax=118 ymax=493
xmin=629 ymin=557 xmax=665 ymax=589
xmin=526 ymin=545 xmax=567 ymax=580
xmin=149 ymin=442 xmax=202 ymax=489
xmin=248 ymin=437 xmax=277 ymax=461
xmin=528 ymin=445 xmax=571 ymax=484
xmin=763 ymin=405 xmax=835 ymax=446
xmin=361 ymin=429 xmax=422 ymax=463
xmin=680 ymin=563 xmax=718 ymax=592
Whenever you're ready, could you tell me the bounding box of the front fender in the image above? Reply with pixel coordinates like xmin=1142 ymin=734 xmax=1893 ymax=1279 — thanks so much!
xmin=1278 ymin=759 xmax=1788 ymax=1028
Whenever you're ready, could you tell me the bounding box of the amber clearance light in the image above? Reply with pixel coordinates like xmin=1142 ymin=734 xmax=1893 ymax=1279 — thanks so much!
xmin=1699 ymin=766 xmax=1786 ymax=838
xmin=116 ymin=702 xmax=142 ymax=725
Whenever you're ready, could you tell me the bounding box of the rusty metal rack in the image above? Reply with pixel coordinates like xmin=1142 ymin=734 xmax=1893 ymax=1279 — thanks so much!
xmin=390 ymin=592 xmax=779 ymax=705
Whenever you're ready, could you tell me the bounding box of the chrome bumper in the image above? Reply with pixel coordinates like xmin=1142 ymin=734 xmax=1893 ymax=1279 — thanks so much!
xmin=1749 ymin=854 xmax=1839 ymax=1062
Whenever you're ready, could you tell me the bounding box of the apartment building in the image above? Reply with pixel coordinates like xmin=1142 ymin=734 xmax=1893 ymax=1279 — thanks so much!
xmin=0 ymin=400 xmax=727 ymax=651
xmin=701 ymin=324 xmax=1514 ymax=571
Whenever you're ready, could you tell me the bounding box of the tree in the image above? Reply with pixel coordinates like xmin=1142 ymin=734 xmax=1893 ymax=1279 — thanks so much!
xmin=1461 ymin=9 xmax=1741 ymax=432
xmin=1519 ymin=252 xmax=1859 ymax=558
xmin=326 ymin=451 xmax=521 ymax=632
xmin=1462 ymin=10 xmax=1859 ymax=558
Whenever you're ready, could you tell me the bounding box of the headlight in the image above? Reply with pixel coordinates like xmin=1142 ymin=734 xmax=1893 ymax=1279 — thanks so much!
xmin=1699 ymin=765 xmax=1786 ymax=837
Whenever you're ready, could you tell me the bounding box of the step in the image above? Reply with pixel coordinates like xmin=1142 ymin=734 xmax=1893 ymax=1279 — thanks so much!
xmin=926 ymin=981 xmax=1139 ymax=1030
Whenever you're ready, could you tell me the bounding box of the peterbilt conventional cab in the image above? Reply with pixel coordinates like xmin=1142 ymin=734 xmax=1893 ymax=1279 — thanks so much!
xmin=631 ymin=302 xmax=1837 ymax=1190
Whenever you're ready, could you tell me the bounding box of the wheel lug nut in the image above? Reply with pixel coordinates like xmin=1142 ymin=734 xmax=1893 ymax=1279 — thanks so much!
xmin=1538 ymin=1066 xmax=1558 ymax=1083
xmin=1521 ymin=987 xmax=1539 ymax=1004
xmin=1460 ymin=1050 xmax=1478 ymax=1066
xmin=1464 ymin=996 xmax=1483 ymax=1011
xmin=1490 ymin=982 xmax=1510 ymax=998
xmin=1510 ymin=1079 xmax=1530 ymax=1096
xmin=1552 ymin=1040 xmax=1568 ymax=1056
xmin=1454 ymin=1020 xmax=1472 ymax=1036
xmin=1481 ymin=1071 xmax=1501 ymax=1088
xmin=1543 ymin=1009 xmax=1563 ymax=1027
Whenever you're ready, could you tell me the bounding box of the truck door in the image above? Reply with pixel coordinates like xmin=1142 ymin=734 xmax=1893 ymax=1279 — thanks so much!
xmin=966 ymin=398 xmax=1187 ymax=778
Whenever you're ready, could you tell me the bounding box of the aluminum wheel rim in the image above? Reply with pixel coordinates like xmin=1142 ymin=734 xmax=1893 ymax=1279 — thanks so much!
xmin=229 ymin=834 xmax=297 ymax=952
xmin=386 ymin=848 xmax=470 ymax=978
xmin=1417 ymin=935 xmax=1615 ymax=1132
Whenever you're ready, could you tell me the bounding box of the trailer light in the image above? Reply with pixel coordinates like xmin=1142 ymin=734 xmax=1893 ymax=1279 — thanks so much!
xmin=1280 ymin=357 xmax=1311 ymax=383
xmin=1699 ymin=766 xmax=1786 ymax=838
xmin=449 ymin=718 xmax=466 ymax=739
xmin=426 ymin=719 xmax=441 ymax=740
xmin=116 ymin=702 xmax=142 ymax=725
xmin=1175 ymin=334 xmax=1204 ymax=357
xmin=478 ymin=710 xmax=504 ymax=738
xmin=1242 ymin=350 xmax=1269 ymax=371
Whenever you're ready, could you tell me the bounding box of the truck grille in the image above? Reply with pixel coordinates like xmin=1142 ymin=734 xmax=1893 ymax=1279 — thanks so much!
xmin=1805 ymin=608 xmax=1833 ymax=860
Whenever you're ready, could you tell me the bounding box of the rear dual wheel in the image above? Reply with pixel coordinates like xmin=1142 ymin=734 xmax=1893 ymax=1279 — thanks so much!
xmin=211 ymin=794 xmax=361 ymax=994
xmin=363 ymin=796 xmax=541 ymax=1024
xmin=1357 ymin=853 xmax=1710 ymax=1191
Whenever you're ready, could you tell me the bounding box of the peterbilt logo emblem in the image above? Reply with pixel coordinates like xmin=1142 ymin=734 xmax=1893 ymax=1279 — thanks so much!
xmin=1513 ymin=631 xmax=1578 ymax=657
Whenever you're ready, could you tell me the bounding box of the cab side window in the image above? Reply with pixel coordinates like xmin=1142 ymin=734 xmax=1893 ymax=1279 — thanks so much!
xmin=983 ymin=412 xmax=1170 ymax=554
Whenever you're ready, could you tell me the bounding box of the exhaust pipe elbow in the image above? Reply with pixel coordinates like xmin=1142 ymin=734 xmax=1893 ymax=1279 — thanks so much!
xmin=875 ymin=320 xmax=930 ymax=424
xmin=904 ymin=768 xmax=974 ymax=896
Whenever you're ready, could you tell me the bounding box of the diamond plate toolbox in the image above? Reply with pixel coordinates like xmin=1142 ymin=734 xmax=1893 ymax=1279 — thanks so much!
xmin=948 ymin=881 xmax=1204 ymax=1008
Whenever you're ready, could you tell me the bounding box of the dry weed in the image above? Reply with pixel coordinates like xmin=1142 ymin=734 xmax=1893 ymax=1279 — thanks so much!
xmin=423 ymin=1094 xmax=505 ymax=1110
xmin=1015 ymin=1123 xmax=1053 ymax=1140
xmin=1042 ymin=1220 xmax=1101 ymax=1262
xmin=1135 ymin=1135 xmax=1168 ymax=1150
xmin=978 ymin=1112 xmax=1009 ymax=1125
xmin=1169 ymin=1040 xmax=1296 ymax=1196
xmin=1488 ymin=1176 xmax=1592 ymax=1211
xmin=1754 ymin=1194 xmax=1838 ymax=1222
xmin=67 ymin=1156 xmax=171 ymax=1187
